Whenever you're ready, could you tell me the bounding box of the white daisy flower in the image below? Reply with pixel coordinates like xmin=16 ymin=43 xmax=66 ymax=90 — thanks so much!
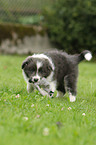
xmin=61 ymin=107 xmax=64 ymax=111
xmin=16 ymin=94 xmax=20 ymax=98
xmin=23 ymin=117 xmax=28 ymax=121
xmin=68 ymin=107 xmax=72 ymax=110
xmin=36 ymin=115 xmax=40 ymax=118
xmin=82 ymin=113 xmax=86 ymax=116
xmin=31 ymin=104 xmax=34 ymax=107
xmin=43 ymin=128 xmax=49 ymax=136
xmin=46 ymin=104 xmax=50 ymax=107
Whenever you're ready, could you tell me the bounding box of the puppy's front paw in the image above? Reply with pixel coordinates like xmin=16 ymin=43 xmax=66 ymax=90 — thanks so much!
xmin=49 ymin=91 xmax=54 ymax=98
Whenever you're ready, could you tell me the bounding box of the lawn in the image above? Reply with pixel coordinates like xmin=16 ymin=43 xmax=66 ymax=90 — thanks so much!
xmin=0 ymin=55 xmax=96 ymax=145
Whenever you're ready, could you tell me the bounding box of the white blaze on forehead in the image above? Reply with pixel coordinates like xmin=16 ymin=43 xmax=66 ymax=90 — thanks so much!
xmin=37 ymin=61 xmax=43 ymax=69
xmin=32 ymin=54 xmax=55 ymax=70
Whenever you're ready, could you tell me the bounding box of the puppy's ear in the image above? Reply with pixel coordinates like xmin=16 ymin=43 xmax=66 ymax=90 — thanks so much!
xmin=21 ymin=57 xmax=33 ymax=69
xmin=22 ymin=61 xmax=28 ymax=69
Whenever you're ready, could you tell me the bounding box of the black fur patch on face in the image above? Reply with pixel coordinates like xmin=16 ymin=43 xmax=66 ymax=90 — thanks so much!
xmin=25 ymin=63 xmax=36 ymax=78
xmin=22 ymin=57 xmax=37 ymax=78
xmin=38 ymin=60 xmax=53 ymax=78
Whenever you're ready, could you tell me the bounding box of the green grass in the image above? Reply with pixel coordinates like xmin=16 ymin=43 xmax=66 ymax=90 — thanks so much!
xmin=0 ymin=55 xmax=96 ymax=145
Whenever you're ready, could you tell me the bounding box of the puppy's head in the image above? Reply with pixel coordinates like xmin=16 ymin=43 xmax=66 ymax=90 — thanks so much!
xmin=22 ymin=55 xmax=53 ymax=84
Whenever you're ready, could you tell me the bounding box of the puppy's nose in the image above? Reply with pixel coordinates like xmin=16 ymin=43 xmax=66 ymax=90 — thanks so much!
xmin=34 ymin=78 xmax=39 ymax=82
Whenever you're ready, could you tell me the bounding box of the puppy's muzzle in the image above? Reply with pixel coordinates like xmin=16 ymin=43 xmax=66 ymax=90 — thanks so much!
xmin=29 ymin=77 xmax=40 ymax=83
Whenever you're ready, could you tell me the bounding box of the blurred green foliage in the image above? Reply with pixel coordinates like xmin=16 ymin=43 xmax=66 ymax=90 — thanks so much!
xmin=0 ymin=0 xmax=53 ymax=24
xmin=43 ymin=0 xmax=96 ymax=54
xmin=19 ymin=16 xmax=44 ymax=25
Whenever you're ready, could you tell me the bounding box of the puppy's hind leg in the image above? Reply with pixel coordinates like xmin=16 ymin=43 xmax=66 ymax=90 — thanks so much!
xmin=64 ymin=73 xmax=78 ymax=102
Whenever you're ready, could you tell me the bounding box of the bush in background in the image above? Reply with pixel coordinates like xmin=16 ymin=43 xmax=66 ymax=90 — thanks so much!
xmin=43 ymin=0 xmax=96 ymax=54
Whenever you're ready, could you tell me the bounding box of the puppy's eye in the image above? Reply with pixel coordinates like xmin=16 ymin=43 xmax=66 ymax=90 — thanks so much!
xmin=28 ymin=70 xmax=35 ymax=74
xmin=39 ymin=67 xmax=43 ymax=73
xmin=28 ymin=67 xmax=35 ymax=72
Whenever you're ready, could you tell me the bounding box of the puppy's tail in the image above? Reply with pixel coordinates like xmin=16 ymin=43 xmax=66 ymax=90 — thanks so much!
xmin=77 ymin=50 xmax=92 ymax=63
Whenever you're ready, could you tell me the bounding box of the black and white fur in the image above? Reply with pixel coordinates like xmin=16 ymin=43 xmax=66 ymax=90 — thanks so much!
xmin=22 ymin=50 xmax=92 ymax=102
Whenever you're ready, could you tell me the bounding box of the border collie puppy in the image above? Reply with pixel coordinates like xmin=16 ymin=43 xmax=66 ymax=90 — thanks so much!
xmin=22 ymin=50 xmax=92 ymax=102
